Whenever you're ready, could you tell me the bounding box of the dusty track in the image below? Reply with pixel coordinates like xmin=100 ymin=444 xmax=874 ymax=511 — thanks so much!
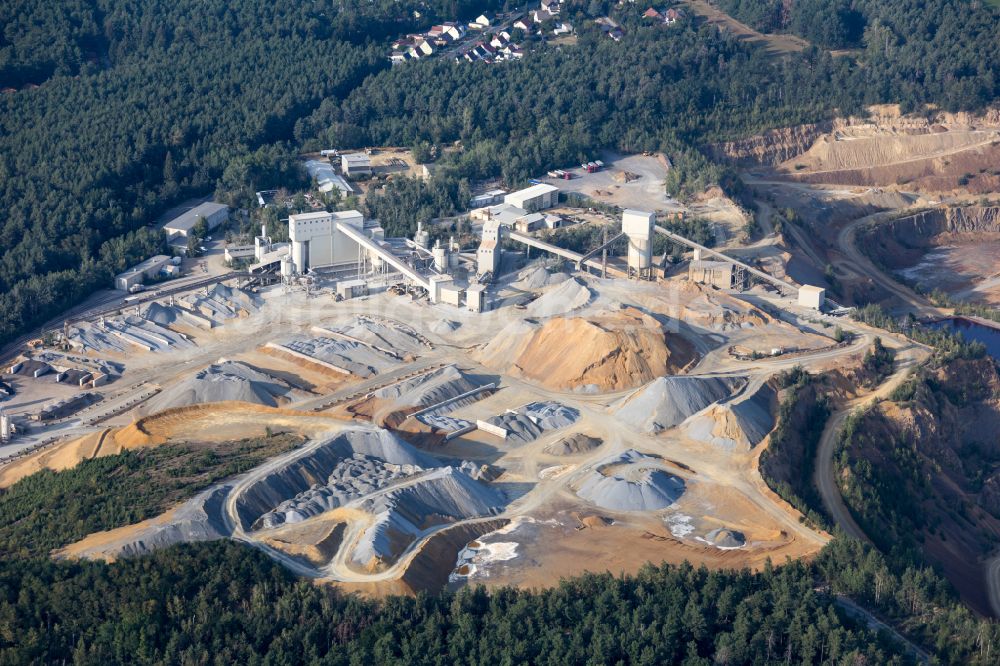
xmin=813 ymin=340 xmax=929 ymax=542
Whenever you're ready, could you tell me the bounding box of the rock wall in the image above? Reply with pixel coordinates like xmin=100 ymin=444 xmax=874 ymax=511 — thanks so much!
xmin=709 ymin=122 xmax=832 ymax=166
xmin=858 ymin=206 xmax=1000 ymax=269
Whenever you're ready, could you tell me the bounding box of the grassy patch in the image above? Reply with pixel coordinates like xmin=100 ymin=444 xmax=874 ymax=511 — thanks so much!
xmin=0 ymin=433 xmax=303 ymax=558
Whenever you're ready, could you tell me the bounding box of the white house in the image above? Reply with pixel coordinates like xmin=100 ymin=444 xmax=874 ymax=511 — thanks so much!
xmin=469 ymin=14 xmax=492 ymax=29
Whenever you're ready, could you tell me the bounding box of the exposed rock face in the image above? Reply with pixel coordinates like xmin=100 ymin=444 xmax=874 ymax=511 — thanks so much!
xmin=710 ymin=122 xmax=832 ymax=166
xmin=857 ymin=206 xmax=1000 ymax=269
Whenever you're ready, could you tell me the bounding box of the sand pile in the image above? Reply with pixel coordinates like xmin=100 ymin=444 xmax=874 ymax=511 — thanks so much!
xmin=705 ymin=527 xmax=745 ymax=549
xmin=145 ymin=361 xmax=305 ymax=412
xmin=513 ymin=265 xmax=570 ymax=290
xmin=682 ymin=383 xmax=775 ymax=451
xmin=613 ymin=376 xmax=745 ymax=434
xmin=575 ymin=450 xmax=685 ymax=512
xmin=478 ymin=307 xmax=696 ymax=392
xmin=234 ymin=428 xmax=439 ymax=530
xmin=352 ymin=466 xmax=507 ymax=570
xmin=525 ymin=278 xmax=591 ymax=317
xmin=544 ymin=433 xmax=603 ymax=456
xmin=57 ymin=485 xmax=231 ymax=562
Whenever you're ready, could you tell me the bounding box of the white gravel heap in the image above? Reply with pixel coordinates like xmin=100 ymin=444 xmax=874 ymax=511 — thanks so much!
xmin=145 ymin=360 xmax=305 ymax=411
xmin=575 ymin=449 xmax=685 ymax=512
xmin=613 ymin=376 xmax=745 ymax=434
xmin=486 ymin=401 xmax=580 ymax=445
xmin=525 ymin=278 xmax=591 ymax=317
xmin=513 ymin=264 xmax=570 ymax=290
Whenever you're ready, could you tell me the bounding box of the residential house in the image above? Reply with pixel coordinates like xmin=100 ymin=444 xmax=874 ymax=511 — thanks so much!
xmin=513 ymin=17 xmax=532 ymax=31
xmin=595 ymin=17 xmax=624 ymax=41
xmin=532 ymin=8 xmax=557 ymax=23
xmin=469 ymin=14 xmax=492 ymax=29
xmin=643 ymin=8 xmax=663 ymax=20
xmin=504 ymin=44 xmax=524 ymax=59
xmin=553 ymin=22 xmax=573 ymax=35
xmin=665 ymin=8 xmax=683 ymax=23
xmin=541 ymin=0 xmax=561 ymax=13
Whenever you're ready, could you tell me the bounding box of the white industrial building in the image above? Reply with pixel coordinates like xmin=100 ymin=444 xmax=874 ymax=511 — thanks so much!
xmin=798 ymin=285 xmax=826 ymax=310
xmin=162 ymin=202 xmax=229 ymax=239
xmin=504 ymin=183 xmax=559 ymax=211
xmin=470 ymin=189 xmax=507 ymax=208
xmin=341 ymin=153 xmax=372 ymax=177
xmin=288 ymin=210 xmax=368 ymax=273
xmin=305 ymin=159 xmax=354 ymax=194
xmin=622 ymin=209 xmax=654 ymax=279
xmin=114 ymin=255 xmax=173 ymax=291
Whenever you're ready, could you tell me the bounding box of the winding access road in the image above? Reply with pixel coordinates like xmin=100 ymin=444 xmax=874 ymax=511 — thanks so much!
xmin=812 ymin=339 xmax=928 ymax=543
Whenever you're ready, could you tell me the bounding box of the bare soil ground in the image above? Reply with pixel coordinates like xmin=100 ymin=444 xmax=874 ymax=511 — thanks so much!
xmin=682 ymin=0 xmax=809 ymax=56
xmin=536 ymin=151 xmax=683 ymax=212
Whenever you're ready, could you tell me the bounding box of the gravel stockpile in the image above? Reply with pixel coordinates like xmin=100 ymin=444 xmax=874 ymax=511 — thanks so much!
xmin=376 ymin=365 xmax=481 ymax=410
xmin=254 ymin=453 xmax=423 ymax=529
xmin=575 ymin=450 xmax=685 ymax=512
xmin=352 ymin=466 xmax=507 ymax=569
xmin=143 ymin=302 xmax=178 ymax=326
xmin=485 ymin=402 xmax=580 ymax=445
xmin=233 ymin=429 xmax=440 ymax=531
xmin=327 ymin=316 xmax=428 ymax=354
xmin=513 ymin=265 xmax=570 ymax=290
xmin=283 ymin=336 xmax=398 ymax=378
xmin=683 ymin=383 xmax=776 ymax=451
xmin=525 ymin=278 xmax=591 ymax=317
xmin=145 ymin=361 xmax=306 ymax=412
xmin=544 ymin=433 xmax=603 ymax=456
xmin=614 ymin=376 xmax=745 ymax=434
xmin=705 ymin=527 xmax=746 ymax=549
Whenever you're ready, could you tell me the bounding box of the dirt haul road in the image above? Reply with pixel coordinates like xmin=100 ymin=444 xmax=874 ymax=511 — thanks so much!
xmin=836 ymin=209 xmax=947 ymax=319
xmin=813 ymin=339 xmax=930 ymax=542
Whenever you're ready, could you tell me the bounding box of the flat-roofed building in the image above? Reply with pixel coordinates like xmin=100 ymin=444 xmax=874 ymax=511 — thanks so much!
xmin=341 ymin=153 xmax=372 ymax=177
xmin=798 ymin=285 xmax=826 ymax=310
xmin=163 ymin=202 xmax=229 ymax=239
xmin=114 ymin=255 xmax=172 ymax=290
xmin=504 ymin=183 xmax=558 ymax=211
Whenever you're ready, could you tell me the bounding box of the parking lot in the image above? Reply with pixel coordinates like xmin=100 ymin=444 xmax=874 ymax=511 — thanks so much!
xmin=537 ymin=151 xmax=686 ymax=213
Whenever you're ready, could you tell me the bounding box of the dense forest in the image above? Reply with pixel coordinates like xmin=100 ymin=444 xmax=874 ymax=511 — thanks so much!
xmin=2 ymin=536 xmax=997 ymax=664
xmin=716 ymin=0 xmax=1000 ymax=89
